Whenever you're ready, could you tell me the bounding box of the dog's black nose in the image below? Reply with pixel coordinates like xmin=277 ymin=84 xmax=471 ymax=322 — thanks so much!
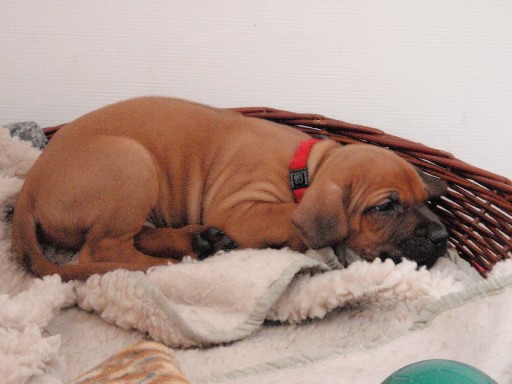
xmin=428 ymin=224 xmax=449 ymax=245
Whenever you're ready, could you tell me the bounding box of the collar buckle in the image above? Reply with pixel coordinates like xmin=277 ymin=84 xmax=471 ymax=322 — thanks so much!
xmin=290 ymin=168 xmax=309 ymax=191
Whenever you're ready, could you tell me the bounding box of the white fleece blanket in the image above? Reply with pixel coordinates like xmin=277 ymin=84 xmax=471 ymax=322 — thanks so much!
xmin=1 ymin=126 xmax=511 ymax=383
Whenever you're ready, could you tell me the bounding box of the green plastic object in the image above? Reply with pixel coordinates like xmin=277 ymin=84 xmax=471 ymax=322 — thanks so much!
xmin=382 ymin=359 xmax=497 ymax=384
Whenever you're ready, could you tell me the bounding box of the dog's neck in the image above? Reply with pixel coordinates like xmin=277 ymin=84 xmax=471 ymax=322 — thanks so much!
xmin=289 ymin=139 xmax=322 ymax=203
xmin=289 ymin=139 xmax=339 ymax=203
xmin=305 ymin=139 xmax=339 ymax=180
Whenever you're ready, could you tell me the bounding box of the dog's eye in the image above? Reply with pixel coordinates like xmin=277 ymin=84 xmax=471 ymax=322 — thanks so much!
xmin=364 ymin=199 xmax=400 ymax=214
xmin=374 ymin=201 xmax=395 ymax=212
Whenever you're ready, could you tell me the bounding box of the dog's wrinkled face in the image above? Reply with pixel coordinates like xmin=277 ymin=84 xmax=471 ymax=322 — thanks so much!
xmin=344 ymin=187 xmax=448 ymax=268
xmin=292 ymin=145 xmax=449 ymax=268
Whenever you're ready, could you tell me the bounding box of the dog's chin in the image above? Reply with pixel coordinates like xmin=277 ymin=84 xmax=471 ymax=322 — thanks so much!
xmin=332 ymin=244 xmax=362 ymax=268
xmin=378 ymin=251 xmax=439 ymax=269
xmin=377 ymin=237 xmax=448 ymax=269
xmin=334 ymin=238 xmax=448 ymax=269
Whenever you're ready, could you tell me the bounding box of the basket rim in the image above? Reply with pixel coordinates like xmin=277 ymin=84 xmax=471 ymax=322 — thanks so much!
xmin=232 ymin=106 xmax=512 ymax=189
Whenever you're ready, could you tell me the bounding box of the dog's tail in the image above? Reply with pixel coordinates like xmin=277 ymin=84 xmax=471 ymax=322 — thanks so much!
xmin=11 ymin=193 xmax=64 ymax=279
xmin=12 ymin=193 xmax=139 ymax=282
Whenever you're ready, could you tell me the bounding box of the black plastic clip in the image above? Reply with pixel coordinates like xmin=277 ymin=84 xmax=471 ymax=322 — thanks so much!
xmin=290 ymin=168 xmax=309 ymax=190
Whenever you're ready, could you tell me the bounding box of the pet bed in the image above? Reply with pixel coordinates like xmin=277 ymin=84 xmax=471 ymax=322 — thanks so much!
xmin=1 ymin=107 xmax=510 ymax=383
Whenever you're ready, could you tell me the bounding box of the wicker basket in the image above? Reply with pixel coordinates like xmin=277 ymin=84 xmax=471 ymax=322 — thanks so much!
xmin=43 ymin=108 xmax=512 ymax=275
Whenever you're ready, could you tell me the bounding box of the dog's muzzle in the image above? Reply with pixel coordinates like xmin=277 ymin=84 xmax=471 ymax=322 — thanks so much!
xmin=394 ymin=212 xmax=449 ymax=268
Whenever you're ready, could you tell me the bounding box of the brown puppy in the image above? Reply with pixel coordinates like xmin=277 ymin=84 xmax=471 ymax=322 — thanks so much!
xmin=12 ymin=97 xmax=448 ymax=281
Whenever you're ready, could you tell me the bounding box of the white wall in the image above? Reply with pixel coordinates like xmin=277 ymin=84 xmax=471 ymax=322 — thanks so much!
xmin=1 ymin=0 xmax=511 ymax=177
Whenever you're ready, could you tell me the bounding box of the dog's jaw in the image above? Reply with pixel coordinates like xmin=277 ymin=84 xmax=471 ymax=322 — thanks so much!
xmin=332 ymin=244 xmax=363 ymax=268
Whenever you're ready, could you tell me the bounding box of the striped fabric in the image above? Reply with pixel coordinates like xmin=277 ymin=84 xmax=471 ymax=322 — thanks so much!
xmin=69 ymin=341 xmax=190 ymax=384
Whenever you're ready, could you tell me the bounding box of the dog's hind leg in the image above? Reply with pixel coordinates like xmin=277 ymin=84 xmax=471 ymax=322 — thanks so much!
xmin=69 ymin=236 xmax=174 ymax=279
xmin=43 ymin=254 xmax=173 ymax=282
xmin=134 ymin=225 xmax=237 ymax=260
xmin=25 ymin=135 xmax=172 ymax=280
xmin=134 ymin=225 xmax=205 ymax=259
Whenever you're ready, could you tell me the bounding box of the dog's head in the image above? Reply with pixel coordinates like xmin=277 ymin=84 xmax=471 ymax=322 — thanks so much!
xmin=292 ymin=144 xmax=448 ymax=268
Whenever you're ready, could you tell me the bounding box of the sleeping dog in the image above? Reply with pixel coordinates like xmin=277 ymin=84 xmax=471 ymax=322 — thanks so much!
xmin=13 ymin=97 xmax=449 ymax=281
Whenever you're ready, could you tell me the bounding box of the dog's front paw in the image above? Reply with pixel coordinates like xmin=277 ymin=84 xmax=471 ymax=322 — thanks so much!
xmin=193 ymin=227 xmax=237 ymax=260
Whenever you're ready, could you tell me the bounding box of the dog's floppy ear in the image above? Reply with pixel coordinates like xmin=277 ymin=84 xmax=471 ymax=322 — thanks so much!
xmin=292 ymin=183 xmax=349 ymax=249
xmin=416 ymin=168 xmax=448 ymax=198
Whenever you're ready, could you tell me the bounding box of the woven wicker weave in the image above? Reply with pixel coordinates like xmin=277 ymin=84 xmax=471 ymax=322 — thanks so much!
xmin=43 ymin=108 xmax=511 ymax=275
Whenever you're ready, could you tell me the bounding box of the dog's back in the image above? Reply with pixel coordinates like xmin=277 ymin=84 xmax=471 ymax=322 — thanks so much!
xmin=52 ymin=97 xmax=308 ymax=223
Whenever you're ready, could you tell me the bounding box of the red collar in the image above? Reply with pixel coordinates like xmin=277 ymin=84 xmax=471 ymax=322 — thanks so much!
xmin=289 ymin=139 xmax=322 ymax=203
